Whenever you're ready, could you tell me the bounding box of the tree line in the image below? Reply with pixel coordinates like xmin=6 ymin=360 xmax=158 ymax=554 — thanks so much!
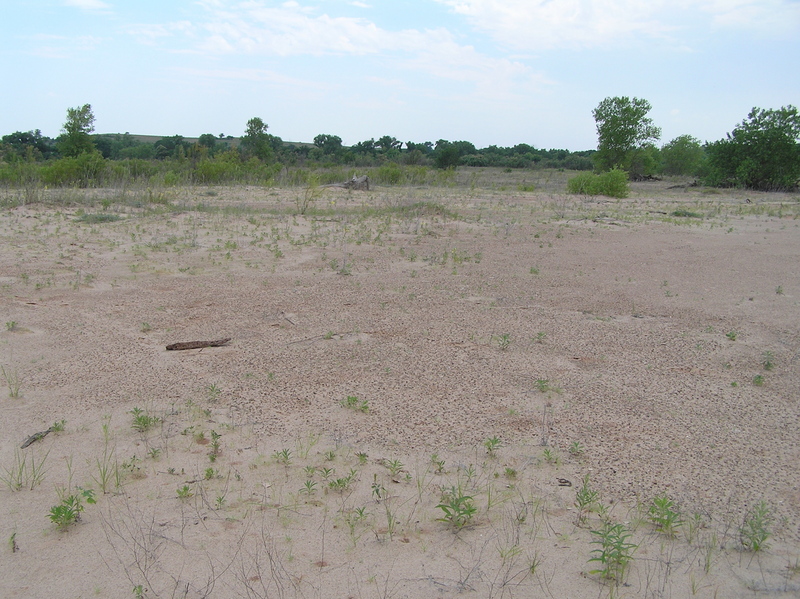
xmin=1 ymin=101 xmax=798 ymax=191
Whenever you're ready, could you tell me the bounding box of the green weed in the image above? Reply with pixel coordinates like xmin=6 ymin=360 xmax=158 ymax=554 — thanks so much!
xmin=740 ymin=500 xmax=772 ymax=552
xmin=589 ymin=521 xmax=637 ymax=582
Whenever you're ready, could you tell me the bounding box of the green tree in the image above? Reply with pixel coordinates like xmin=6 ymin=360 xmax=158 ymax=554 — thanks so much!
xmin=57 ymin=104 xmax=96 ymax=157
xmin=313 ymin=133 xmax=343 ymax=155
xmin=705 ymin=106 xmax=800 ymax=191
xmin=660 ymin=135 xmax=705 ymax=176
xmin=592 ymin=96 xmax=661 ymax=177
xmin=198 ymin=134 xmax=217 ymax=152
xmin=1 ymin=130 xmax=55 ymax=161
xmin=240 ymin=118 xmax=273 ymax=161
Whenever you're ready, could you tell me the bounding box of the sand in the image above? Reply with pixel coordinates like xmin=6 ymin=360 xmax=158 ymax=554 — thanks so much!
xmin=1 ymin=174 xmax=798 ymax=598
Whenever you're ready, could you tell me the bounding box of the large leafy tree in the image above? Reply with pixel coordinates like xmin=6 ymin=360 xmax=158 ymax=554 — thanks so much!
xmin=240 ymin=117 xmax=274 ymax=161
xmin=57 ymin=104 xmax=96 ymax=157
xmin=660 ymin=135 xmax=705 ymax=176
xmin=593 ymin=96 xmax=661 ymax=176
xmin=705 ymin=106 xmax=800 ymax=191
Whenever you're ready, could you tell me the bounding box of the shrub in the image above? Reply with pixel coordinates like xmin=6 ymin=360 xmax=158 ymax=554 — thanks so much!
xmin=567 ymin=168 xmax=629 ymax=198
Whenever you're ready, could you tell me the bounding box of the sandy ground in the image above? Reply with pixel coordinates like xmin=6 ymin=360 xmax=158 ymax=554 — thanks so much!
xmin=1 ymin=174 xmax=799 ymax=598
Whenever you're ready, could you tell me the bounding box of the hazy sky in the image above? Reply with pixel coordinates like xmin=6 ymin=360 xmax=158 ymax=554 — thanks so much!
xmin=2 ymin=0 xmax=798 ymax=150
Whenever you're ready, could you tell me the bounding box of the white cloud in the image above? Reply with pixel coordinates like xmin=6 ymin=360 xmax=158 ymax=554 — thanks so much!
xmin=63 ymin=0 xmax=112 ymax=10
xmin=138 ymin=1 xmax=549 ymax=100
xmin=434 ymin=0 xmax=800 ymax=49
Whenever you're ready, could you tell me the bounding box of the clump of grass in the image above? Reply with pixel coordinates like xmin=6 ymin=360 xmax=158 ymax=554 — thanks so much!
xmin=76 ymin=213 xmax=121 ymax=224
xmin=752 ymin=374 xmax=765 ymax=387
xmin=341 ymin=395 xmax=369 ymax=413
xmin=762 ymin=351 xmax=774 ymax=371
xmin=575 ymin=475 xmax=600 ymax=524
xmin=726 ymin=330 xmax=738 ymax=341
xmin=740 ymin=500 xmax=772 ymax=552
xmin=129 ymin=407 xmax=160 ymax=433
xmin=671 ymin=209 xmax=702 ymax=218
xmin=1 ymin=365 xmax=22 ymax=398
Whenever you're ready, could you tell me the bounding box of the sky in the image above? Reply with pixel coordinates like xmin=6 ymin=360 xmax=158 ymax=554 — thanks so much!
xmin=1 ymin=0 xmax=798 ymax=151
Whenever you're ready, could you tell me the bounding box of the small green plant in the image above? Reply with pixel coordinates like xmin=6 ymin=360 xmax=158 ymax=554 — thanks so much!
xmin=589 ymin=521 xmax=637 ymax=582
xmin=341 ymin=395 xmax=369 ymax=413
xmin=575 ymin=475 xmax=600 ymax=524
xmin=752 ymin=374 xmax=765 ymax=386
xmin=775 ymin=285 xmax=784 ymax=295
xmin=740 ymin=500 xmax=772 ymax=551
xmin=535 ymin=378 xmax=552 ymax=393
xmin=273 ymin=448 xmax=292 ymax=465
xmin=371 ymin=473 xmax=386 ymax=500
xmin=569 ymin=441 xmax=585 ymax=456
xmin=140 ymin=322 xmax=152 ymax=333
xmin=206 ymin=383 xmax=221 ymax=401
xmin=1 ymin=365 xmax=22 ymax=398
xmin=51 ymin=419 xmax=67 ymax=432
xmin=503 ymin=467 xmax=517 ymax=480
xmin=49 ymin=488 xmax=96 ymax=530
xmin=483 ymin=436 xmax=501 ymax=456
xmin=129 ymin=407 xmax=160 ymax=433
xmin=762 ymin=351 xmax=774 ymax=371
xmin=204 ymin=467 xmax=218 ymax=480
xmin=534 ymin=331 xmax=547 ymax=343
xmin=542 ymin=448 xmax=558 ymax=464
xmin=648 ymin=494 xmax=683 ymax=537
xmin=436 ymin=487 xmax=477 ymax=528
xmin=300 ymin=480 xmax=317 ymax=496
xmin=385 ymin=458 xmax=404 ymax=478
xmin=176 ymin=484 xmax=193 ymax=500
xmin=209 ymin=430 xmax=222 ymax=458
xmin=726 ymin=330 xmax=738 ymax=341
xmin=431 ymin=453 xmax=446 ymax=474
xmin=5 ymin=321 xmax=17 ymax=331
xmin=324 ymin=450 xmax=336 ymax=462
xmin=356 ymin=451 xmax=368 ymax=465
xmin=496 ymin=333 xmax=511 ymax=350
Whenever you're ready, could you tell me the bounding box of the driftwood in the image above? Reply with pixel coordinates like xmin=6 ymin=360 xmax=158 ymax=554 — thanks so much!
xmin=324 ymin=175 xmax=370 ymax=191
xmin=166 ymin=338 xmax=231 ymax=351
xmin=21 ymin=427 xmax=53 ymax=449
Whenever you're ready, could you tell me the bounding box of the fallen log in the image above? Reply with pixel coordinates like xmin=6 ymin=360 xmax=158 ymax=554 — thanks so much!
xmin=21 ymin=427 xmax=53 ymax=449
xmin=324 ymin=175 xmax=370 ymax=191
xmin=166 ymin=338 xmax=231 ymax=351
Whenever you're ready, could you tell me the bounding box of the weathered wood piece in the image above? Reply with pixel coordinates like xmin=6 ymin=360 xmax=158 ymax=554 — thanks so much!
xmin=21 ymin=427 xmax=53 ymax=449
xmin=166 ymin=338 xmax=231 ymax=351
xmin=324 ymin=175 xmax=370 ymax=191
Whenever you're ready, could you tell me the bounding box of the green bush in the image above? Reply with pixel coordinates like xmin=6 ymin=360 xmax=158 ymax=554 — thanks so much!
xmin=374 ymin=162 xmax=403 ymax=184
xmin=567 ymin=168 xmax=629 ymax=198
xmin=41 ymin=152 xmax=107 ymax=187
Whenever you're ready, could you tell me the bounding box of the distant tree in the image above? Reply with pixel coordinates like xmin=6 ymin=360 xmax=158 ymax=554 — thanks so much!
xmin=433 ymin=140 xmax=461 ymax=169
xmin=593 ymin=96 xmax=661 ymax=177
xmin=1 ymin=129 xmax=55 ymax=160
xmin=660 ymin=135 xmax=705 ymax=176
xmin=406 ymin=141 xmax=433 ymax=155
xmin=705 ymin=106 xmax=800 ymax=190
xmin=154 ymin=135 xmax=187 ymax=159
xmin=57 ymin=104 xmax=96 ymax=157
xmin=352 ymin=139 xmax=377 ymax=155
xmin=313 ymin=134 xmax=343 ymax=155
xmin=198 ymin=134 xmax=217 ymax=151
xmin=376 ymin=136 xmax=401 ymax=152
xmin=240 ymin=118 xmax=273 ymax=161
